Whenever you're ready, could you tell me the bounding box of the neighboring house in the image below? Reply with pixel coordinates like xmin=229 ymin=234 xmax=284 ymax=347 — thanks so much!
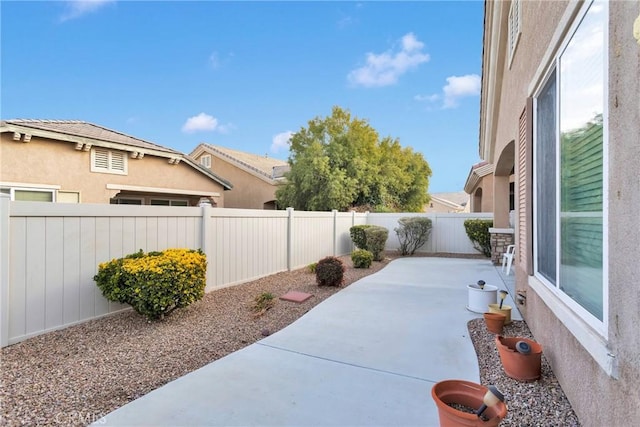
xmin=190 ymin=143 xmax=289 ymax=210
xmin=479 ymin=0 xmax=639 ymax=424
xmin=424 ymin=192 xmax=470 ymax=213
xmin=0 ymin=120 xmax=232 ymax=206
xmin=463 ymin=161 xmax=495 ymax=213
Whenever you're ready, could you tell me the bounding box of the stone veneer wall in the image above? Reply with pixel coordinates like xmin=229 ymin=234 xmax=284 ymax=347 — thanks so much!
xmin=489 ymin=228 xmax=515 ymax=265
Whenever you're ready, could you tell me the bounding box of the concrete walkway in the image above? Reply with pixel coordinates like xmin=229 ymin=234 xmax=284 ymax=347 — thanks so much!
xmin=99 ymin=257 xmax=521 ymax=426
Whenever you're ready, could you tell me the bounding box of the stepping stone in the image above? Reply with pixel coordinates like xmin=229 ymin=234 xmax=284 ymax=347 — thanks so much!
xmin=279 ymin=291 xmax=313 ymax=303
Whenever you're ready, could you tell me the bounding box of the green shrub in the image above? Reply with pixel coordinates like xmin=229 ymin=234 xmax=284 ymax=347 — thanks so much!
xmin=94 ymin=248 xmax=207 ymax=319
xmin=395 ymin=217 xmax=432 ymax=256
xmin=307 ymin=262 xmax=317 ymax=273
xmin=349 ymin=225 xmax=373 ymax=250
xmin=315 ymin=256 xmax=345 ymax=286
xmin=252 ymin=292 xmax=276 ymax=316
xmin=364 ymin=226 xmax=389 ymax=261
xmin=464 ymin=219 xmax=493 ymax=257
xmin=351 ymin=249 xmax=373 ymax=268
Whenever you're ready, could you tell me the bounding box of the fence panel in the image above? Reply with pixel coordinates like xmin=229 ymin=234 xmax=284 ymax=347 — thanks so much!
xmin=2 ymin=202 xmax=492 ymax=346
xmin=367 ymin=212 xmax=493 ymax=254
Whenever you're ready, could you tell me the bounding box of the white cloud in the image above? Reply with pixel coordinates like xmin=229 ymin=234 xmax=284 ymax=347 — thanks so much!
xmin=414 ymin=94 xmax=440 ymax=102
xmin=60 ymin=0 xmax=114 ymax=22
xmin=442 ymin=74 xmax=481 ymax=108
xmin=182 ymin=113 xmax=220 ymax=134
xmin=209 ymin=52 xmax=220 ymax=69
xmin=347 ymin=32 xmax=430 ymax=87
xmin=271 ymin=131 xmax=293 ymax=153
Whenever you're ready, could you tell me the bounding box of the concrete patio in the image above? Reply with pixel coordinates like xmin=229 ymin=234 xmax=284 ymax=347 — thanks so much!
xmin=99 ymin=257 xmax=521 ymax=426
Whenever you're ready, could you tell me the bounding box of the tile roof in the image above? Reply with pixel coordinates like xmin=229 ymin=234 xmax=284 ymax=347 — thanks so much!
xmin=1 ymin=119 xmax=180 ymax=154
xmin=199 ymin=144 xmax=289 ymax=180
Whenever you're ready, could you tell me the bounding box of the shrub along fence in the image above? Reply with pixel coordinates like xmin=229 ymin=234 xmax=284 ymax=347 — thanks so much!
xmin=0 ymin=195 xmax=492 ymax=346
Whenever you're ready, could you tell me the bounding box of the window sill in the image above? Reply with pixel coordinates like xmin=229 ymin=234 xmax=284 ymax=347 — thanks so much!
xmin=528 ymin=275 xmax=618 ymax=378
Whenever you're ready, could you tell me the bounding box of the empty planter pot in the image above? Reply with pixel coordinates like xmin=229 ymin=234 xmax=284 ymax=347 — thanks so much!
xmin=431 ymin=380 xmax=507 ymax=427
xmin=482 ymin=312 xmax=506 ymax=334
xmin=495 ymin=336 xmax=543 ymax=381
xmin=467 ymin=284 xmax=498 ymax=313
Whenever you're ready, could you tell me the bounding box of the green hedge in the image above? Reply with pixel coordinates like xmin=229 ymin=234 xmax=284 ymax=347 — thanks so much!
xmin=463 ymin=219 xmax=493 ymax=257
xmin=364 ymin=226 xmax=389 ymax=261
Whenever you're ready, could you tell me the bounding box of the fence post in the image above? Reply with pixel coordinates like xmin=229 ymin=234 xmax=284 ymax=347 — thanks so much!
xmin=0 ymin=194 xmax=10 ymax=347
xmin=200 ymin=204 xmax=214 ymax=290
xmin=287 ymin=207 xmax=294 ymax=271
xmin=332 ymin=210 xmax=338 ymax=256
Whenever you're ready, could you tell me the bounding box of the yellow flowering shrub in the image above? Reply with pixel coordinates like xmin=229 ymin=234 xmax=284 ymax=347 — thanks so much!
xmin=94 ymin=248 xmax=207 ymax=319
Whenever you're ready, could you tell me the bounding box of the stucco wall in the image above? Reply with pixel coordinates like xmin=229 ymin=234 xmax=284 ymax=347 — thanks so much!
xmin=195 ymin=152 xmax=281 ymax=209
xmin=506 ymin=1 xmax=640 ymax=424
xmin=1 ymin=135 xmax=225 ymax=205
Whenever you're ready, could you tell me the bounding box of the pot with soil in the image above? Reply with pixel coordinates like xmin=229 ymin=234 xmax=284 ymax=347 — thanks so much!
xmin=431 ymin=380 xmax=507 ymax=427
xmin=495 ymin=336 xmax=543 ymax=381
xmin=467 ymin=280 xmax=498 ymax=314
xmin=482 ymin=312 xmax=506 ymax=334
xmin=487 ymin=303 xmax=512 ymax=325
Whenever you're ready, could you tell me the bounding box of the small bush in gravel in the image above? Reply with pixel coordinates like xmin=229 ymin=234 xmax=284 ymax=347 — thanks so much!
xmin=349 ymin=225 xmax=373 ymax=250
xmin=307 ymin=262 xmax=317 ymax=273
xmin=94 ymin=248 xmax=207 ymax=320
xmin=364 ymin=226 xmax=389 ymax=261
xmin=252 ymin=292 xmax=275 ymax=316
xmin=351 ymin=249 xmax=373 ymax=268
xmin=315 ymin=256 xmax=345 ymax=286
xmin=395 ymin=217 xmax=432 ymax=255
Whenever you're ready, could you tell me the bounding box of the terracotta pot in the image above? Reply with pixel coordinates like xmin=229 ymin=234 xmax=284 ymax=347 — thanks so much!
xmin=431 ymin=380 xmax=507 ymax=427
xmin=487 ymin=303 xmax=512 ymax=325
xmin=495 ymin=336 xmax=543 ymax=381
xmin=467 ymin=284 xmax=498 ymax=313
xmin=483 ymin=312 xmax=506 ymax=334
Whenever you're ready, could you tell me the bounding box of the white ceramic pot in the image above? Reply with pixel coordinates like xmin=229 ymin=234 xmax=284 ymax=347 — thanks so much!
xmin=467 ymin=283 xmax=498 ymax=313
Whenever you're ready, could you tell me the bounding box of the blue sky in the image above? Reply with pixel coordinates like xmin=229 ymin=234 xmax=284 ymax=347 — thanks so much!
xmin=1 ymin=0 xmax=484 ymax=193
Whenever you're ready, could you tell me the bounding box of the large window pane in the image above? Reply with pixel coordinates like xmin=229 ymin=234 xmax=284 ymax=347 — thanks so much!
xmin=535 ymin=70 xmax=557 ymax=285
xmin=14 ymin=190 xmax=53 ymax=202
xmin=559 ymin=2 xmax=604 ymax=320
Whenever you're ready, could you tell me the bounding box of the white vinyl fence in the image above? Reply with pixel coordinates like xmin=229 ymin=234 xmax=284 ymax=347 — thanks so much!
xmin=0 ymin=195 xmax=490 ymax=347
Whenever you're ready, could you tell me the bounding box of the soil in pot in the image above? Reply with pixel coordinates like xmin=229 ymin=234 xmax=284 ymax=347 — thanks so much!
xmin=482 ymin=312 xmax=506 ymax=334
xmin=495 ymin=336 xmax=543 ymax=381
xmin=431 ymin=379 xmax=507 ymax=427
xmin=488 ymin=303 xmax=512 ymax=325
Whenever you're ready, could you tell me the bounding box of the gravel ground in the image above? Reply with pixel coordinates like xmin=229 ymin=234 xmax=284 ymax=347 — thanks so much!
xmin=468 ymin=318 xmax=581 ymax=426
xmin=1 ymin=253 xmax=579 ymax=426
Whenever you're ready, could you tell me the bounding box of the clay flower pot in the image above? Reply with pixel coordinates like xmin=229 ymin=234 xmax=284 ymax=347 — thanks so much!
xmin=483 ymin=312 xmax=506 ymax=334
xmin=467 ymin=283 xmax=498 ymax=313
xmin=431 ymin=380 xmax=507 ymax=427
xmin=487 ymin=303 xmax=512 ymax=325
xmin=495 ymin=336 xmax=543 ymax=381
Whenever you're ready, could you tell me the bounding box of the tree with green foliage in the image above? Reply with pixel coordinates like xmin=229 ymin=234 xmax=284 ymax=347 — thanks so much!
xmin=276 ymin=106 xmax=432 ymax=212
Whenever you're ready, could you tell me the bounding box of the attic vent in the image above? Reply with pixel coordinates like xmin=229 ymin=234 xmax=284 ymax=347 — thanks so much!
xmin=91 ymin=148 xmax=127 ymax=175
xmin=200 ymin=154 xmax=212 ymax=168
xmin=508 ymin=0 xmax=521 ymax=67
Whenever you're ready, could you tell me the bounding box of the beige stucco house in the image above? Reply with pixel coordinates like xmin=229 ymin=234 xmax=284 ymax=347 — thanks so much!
xmin=0 ymin=120 xmax=232 ymax=206
xmin=479 ymin=0 xmax=640 ymax=424
xmin=190 ymin=143 xmax=289 ymax=210
xmin=463 ymin=161 xmax=495 ymax=213
xmin=423 ymin=192 xmax=470 ymax=213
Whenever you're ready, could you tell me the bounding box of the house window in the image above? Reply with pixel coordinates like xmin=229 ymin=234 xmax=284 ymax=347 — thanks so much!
xmin=508 ymin=0 xmax=521 ymax=66
xmin=110 ymin=198 xmax=142 ymax=205
xmin=533 ymin=0 xmax=606 ymax=326
xmin=91 ymin=148 xmax=127 ymax=175
xmin=1 ymin=186 xmax=55 ymax=202
xmin=57 ymin=191 xmax=80 ymax=203
xmin=200 ymin=154 xmax=212 ymax=168
xmin=150 ymin=199 xmax=189 ymax=207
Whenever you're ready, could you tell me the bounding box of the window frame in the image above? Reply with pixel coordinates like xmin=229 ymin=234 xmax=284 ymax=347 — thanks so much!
xmin=532 ymin=0 xmax=608 ymax=336
xmin=0 ymin=185 xmax=57 ymax=202
xmin=150 ymin=198 xmax=190 ymax=207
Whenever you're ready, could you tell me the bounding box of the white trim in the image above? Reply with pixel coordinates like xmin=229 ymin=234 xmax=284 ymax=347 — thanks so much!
xmin=528 ymin=275 xmax=617 ymax=378
xmin=489 ymin=227 xmax=514 ymax=234
xmin=106 ymin=183 xmax=220 ymax=197
xmin=200 ymin=154 xmax=212 ymax=168
xmin=0 ymin=182 xmax=60 ymax=190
